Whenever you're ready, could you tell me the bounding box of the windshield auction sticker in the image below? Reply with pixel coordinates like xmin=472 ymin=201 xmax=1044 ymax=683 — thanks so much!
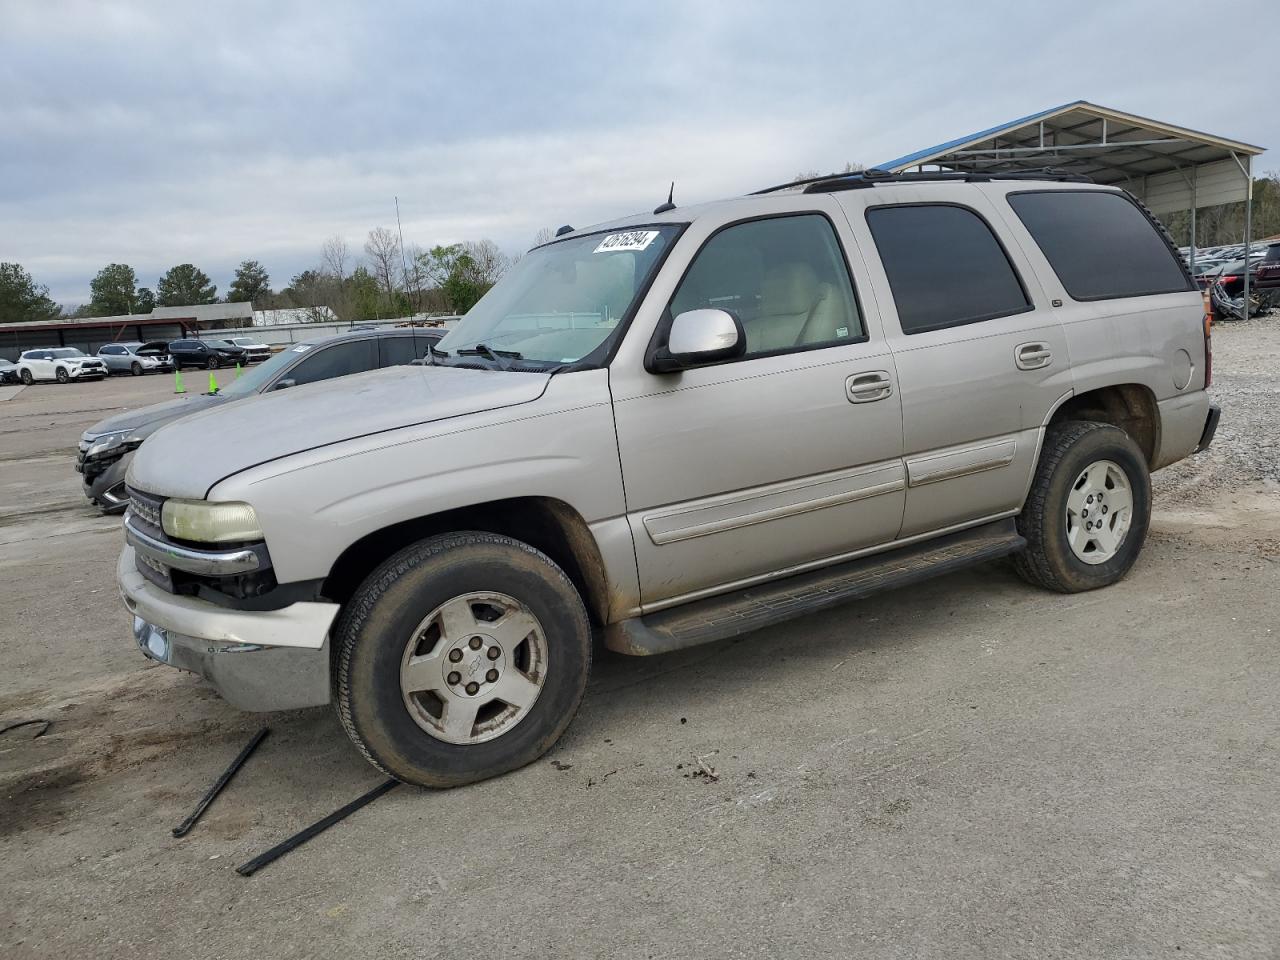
xmin=594 ymin=230 xmax=660 ymax=254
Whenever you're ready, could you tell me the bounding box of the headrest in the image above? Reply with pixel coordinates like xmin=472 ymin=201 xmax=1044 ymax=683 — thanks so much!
xmin=761 ymin=262 xmax=819 ymax=315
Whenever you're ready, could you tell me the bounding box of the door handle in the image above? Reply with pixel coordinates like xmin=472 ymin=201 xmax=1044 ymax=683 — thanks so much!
xmin=845 ymin=371 xmax=893 ymax=403
xmin=1015 ymin=342 xmax=1053 ymax=371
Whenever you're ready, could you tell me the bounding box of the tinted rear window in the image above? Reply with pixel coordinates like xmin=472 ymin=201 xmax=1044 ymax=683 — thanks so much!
xmin=866 ymin=204 xmax=1030 ymax=335
xmin=1007 ymin=191 xmax=1192 ymax=300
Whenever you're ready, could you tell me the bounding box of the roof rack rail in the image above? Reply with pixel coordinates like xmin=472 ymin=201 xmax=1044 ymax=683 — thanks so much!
xmin=751 ymin=167 xmax=1093 ymax=196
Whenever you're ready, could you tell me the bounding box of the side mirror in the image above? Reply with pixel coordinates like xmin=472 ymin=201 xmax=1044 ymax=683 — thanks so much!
xmin=649 ymin=309 xmax=746 ymax=373
xmin=274 ymin=379 xmax=296 ymax=391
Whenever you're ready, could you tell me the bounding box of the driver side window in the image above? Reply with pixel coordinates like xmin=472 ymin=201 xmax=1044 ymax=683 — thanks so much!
xmin=669 ymin=214 xmax=864 ymax=358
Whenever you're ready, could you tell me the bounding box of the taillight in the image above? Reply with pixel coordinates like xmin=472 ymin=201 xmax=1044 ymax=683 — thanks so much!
xmin=1219 ymin=274 xmax=1239 ymax=284
xmin=1202 ymin=290 xmax=1213 ymax=389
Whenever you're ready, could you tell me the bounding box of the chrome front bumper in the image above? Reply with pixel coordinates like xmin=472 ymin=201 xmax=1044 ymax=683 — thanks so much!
xmin=124 ymin=511 xmax=266 ymax=576
xmin=119 ymin=546 xmax=338 ymax=711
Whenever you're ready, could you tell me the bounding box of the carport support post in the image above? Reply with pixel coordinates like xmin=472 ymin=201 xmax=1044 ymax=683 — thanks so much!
xmin=1232 ymin=151 xmax=1254 ymax=313
xmin=1189 ymin=170 xmax=1197 ymax=272
xmin=1243 ymin=154 xmax=1253 ymax=312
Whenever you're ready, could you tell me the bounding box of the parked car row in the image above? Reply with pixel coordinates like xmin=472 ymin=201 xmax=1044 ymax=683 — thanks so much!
xmin=78 ymin=327 xmax=444 ymax=511
xmin=5 ymin=336 xmax=276 ymax=385
xmin=1200 ymin=243 xmax=1280 ymax=322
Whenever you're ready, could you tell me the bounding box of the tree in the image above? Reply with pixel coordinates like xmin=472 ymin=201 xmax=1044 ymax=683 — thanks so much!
xmin=157 ymin=263 xmax=217 ymax=306
xmin=320 ymin=236 xmax=353 ymax=320
xmin=461 ymin=239 xmax=510 ymax=287
xmin=364 ymin=227 xmax=402 ymax=310
xmin=227 ymin=260 xmax=271 ymax=307
xmin=349 ymin=266 xmax=382 ymax=320
xmin=135 ymin=287 xmax=156 ymax=313
xmin=281 ymin=269 xmax=335 ymax=321
xmin=0 ymin=262 xmax=61 ymax=323
xmin=88 ymin=263 xmax=141 ymax=316
xmin=532 ymin=227 xmax=555 ymax=246
xmin=321 ymin=236 xmax=350 ymax=282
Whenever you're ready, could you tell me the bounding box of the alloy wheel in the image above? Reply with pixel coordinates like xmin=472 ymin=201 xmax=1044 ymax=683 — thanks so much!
xmin=1065 ymin=459 xmax=1133 ymax=565
xmin=399 ymin=592 xmax=548 ymax=745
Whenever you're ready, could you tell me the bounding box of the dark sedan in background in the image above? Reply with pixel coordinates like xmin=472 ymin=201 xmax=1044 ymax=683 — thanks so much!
xmin=78 ymin=327 xmax=445 ymax=511
xmin=167 ymin=338 xmax=248 ymax=370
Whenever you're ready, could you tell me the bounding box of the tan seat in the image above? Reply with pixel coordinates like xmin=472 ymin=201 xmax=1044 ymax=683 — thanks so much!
xmin=746 ymin=263 xmax=821 ymax=352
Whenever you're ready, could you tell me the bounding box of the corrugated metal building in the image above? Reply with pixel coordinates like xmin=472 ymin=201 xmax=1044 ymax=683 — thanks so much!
xmin=0 ymin=303 xmax=253 ymax=360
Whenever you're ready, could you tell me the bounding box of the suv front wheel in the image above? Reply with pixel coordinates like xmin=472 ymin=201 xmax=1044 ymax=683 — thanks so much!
xmin=335 ymin=531 xmax=592 ymax=788
xmin=1015 ymin=421 xmax=1151 ymax=593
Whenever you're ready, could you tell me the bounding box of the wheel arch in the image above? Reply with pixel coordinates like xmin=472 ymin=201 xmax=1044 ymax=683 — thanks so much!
xmin=322 ymin=496 xmax=613 ymax=627
xmin=1045 ymin=383 xmax=1160 ymax=468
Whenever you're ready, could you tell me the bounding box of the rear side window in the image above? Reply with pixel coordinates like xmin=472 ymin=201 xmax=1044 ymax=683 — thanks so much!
xmin=866 ymin=204 xmax=1030 ymax=335
xmin=1007 ymin=191 xmax=1193 ymax=300
xmin=378 ymin=335 xmax=416 ymax=367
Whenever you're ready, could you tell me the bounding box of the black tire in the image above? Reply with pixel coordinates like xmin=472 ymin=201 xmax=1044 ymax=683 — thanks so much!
xmin=19 ymin=369 xmax=32 ymax=385
xmin=335 ymin=531 xmax=592 ymax=788
xmin=1014 ymin=421 xmax=1151 ymax=593
xmin=55 ymin=367 xmax=69 ymax=384
xmin=130 ymin=361 xmax=143 ymax=376
xmin=206 ymin=356 xmax=219 ymax=370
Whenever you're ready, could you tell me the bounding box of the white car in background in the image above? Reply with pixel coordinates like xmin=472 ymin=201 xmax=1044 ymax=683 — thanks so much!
xmin=17 ymin=348 xmax=108 ymax=384
xmin=225 ymin=337 xmax=271 ymax=363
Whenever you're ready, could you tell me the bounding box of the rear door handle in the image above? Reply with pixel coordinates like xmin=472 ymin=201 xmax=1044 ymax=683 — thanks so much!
xmin=845 ymin=371 xmax=893 ymax=403
xmin=1015 ymin=342 xmax=1053 ymax=371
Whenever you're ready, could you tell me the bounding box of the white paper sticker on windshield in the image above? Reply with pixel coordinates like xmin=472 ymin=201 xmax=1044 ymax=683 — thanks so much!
xmin=594 ymin=230 xmax=659 ymax=254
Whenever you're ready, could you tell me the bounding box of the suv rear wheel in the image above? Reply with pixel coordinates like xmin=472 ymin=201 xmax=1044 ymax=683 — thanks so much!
xmin=335 ymin=531 xmax=592 ymax=787
xmin=1015 ymin=421 xmax=1151 ymax=593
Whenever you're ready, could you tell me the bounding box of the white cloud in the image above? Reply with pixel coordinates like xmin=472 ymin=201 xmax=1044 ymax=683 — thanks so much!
xmin=0 ymin=0 xmax=1273 ymax=305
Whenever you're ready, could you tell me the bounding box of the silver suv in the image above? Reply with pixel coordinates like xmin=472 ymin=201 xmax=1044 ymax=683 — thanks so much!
xmin=118 ymin=171 xmax=1218 ymax=787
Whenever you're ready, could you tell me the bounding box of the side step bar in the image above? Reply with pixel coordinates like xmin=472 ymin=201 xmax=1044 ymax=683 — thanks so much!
xmin=605 ymin=519 xmax=1025 ymax=656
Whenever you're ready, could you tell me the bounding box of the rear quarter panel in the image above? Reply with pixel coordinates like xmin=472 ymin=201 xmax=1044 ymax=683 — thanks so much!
xmin=983 ymin=184 xmax=1209 ymax=467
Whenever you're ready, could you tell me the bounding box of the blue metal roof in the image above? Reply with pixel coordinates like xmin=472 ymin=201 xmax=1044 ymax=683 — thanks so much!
xmin=876 ymin=100 xmax=1086 ymax=172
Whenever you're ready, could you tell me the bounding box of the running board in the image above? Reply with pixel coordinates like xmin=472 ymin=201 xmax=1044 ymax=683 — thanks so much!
xmin=605 ymin=519 xmax=1025 ymax=656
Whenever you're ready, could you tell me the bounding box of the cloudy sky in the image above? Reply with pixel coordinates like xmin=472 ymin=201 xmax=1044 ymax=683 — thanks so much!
xmin=2 ymin=0 xmax=1275 ymax=307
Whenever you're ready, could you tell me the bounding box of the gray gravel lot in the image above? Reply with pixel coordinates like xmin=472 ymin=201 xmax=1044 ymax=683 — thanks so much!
xmin=1 ymin=328 xmax=1278 ymax=960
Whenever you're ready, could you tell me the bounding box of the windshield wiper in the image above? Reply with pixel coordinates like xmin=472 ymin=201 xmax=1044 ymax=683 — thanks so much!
xmin=457 ymin=343 xmax=522 ymax=370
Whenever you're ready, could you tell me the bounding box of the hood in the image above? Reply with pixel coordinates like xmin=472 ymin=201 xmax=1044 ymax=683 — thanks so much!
xmin=128 ymin=364 xmax=550 ymax=499
xmin=83 ymin=394 xmax=225 ymax=442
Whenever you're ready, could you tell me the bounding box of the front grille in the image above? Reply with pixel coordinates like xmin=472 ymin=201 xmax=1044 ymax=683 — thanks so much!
xmin=127 ymin=487 xmax=165 ymax=532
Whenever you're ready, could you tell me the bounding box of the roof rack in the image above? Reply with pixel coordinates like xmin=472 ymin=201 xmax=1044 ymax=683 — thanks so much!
xmin=751 ymin=167 xmax=1094 ymax=196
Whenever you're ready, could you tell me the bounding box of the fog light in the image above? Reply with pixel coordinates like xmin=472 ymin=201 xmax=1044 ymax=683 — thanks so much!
xmin=135 ymin=617 xmax=170 ymax=662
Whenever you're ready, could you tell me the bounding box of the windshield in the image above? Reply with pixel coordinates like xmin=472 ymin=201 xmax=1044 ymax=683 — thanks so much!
xmin=214 ymin=343 xmax=311 ymax=397
xmin=51 ymin=348 xmax=86 ymax=358
xmin=434 ymin=224 xmax=682 ymax=368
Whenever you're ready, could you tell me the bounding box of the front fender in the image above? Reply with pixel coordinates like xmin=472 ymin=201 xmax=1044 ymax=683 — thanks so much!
xmin=208 ymin=370 xmax=636 ymax=595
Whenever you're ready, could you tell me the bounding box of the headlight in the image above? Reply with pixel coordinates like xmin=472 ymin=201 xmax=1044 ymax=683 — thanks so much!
xmin=86 ymin=432 xmax=127 ymax=458
xmin=161 ymin=499 xmax=263 ymax=543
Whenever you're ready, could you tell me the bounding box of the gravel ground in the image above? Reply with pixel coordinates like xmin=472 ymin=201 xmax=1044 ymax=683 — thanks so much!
xmin=2 ymin=330 xmax=1279 ymax=960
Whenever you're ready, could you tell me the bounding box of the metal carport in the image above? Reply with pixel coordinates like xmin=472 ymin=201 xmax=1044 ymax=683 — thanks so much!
xmin=876 ymin=101 xmax=1266 ymax=303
